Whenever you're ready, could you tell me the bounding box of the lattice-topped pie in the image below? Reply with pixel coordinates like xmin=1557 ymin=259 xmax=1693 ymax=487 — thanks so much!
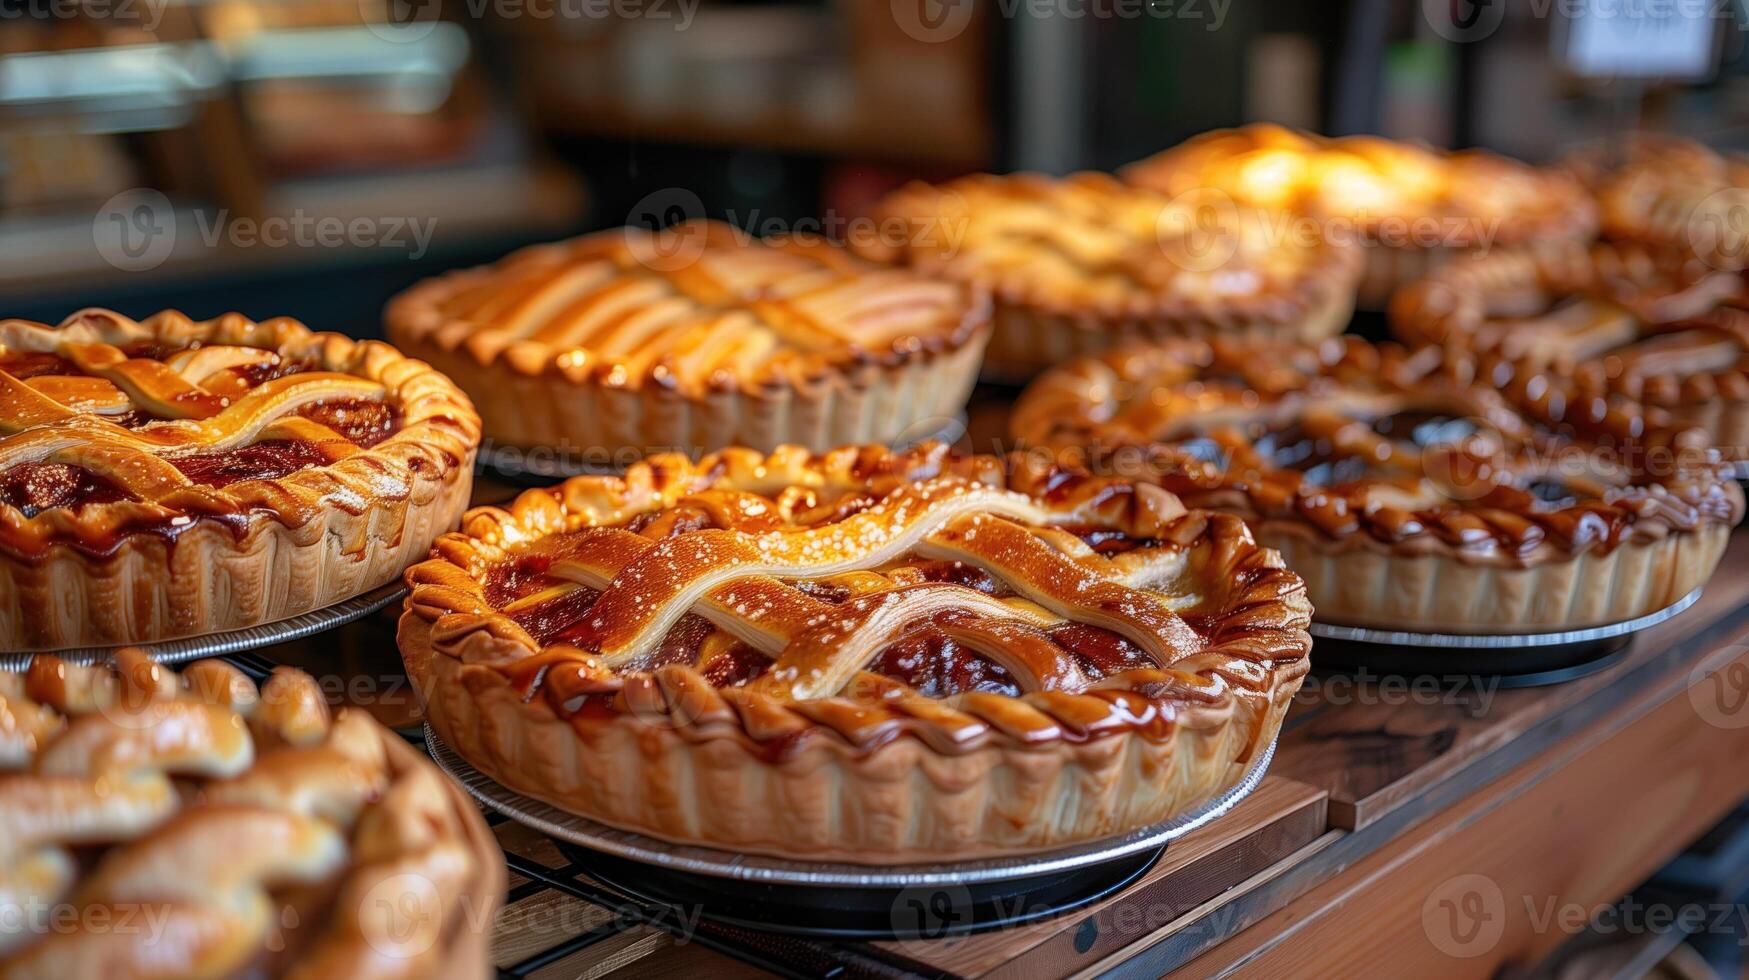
xmin=399 ymin=443 xmax=1311 ymax=861
xmin=855 ymin=171 xmax=1360 ymax=378
xmin=1392 ymin=242 xmax=1749 ymax=460
xmin=1121 ymin=124 xmax=1597 ymax=305
xmin=0 ymin=650 xmax=502 ymax=978
xmin=1012 ymin=338 xmax=1742 ymax=633
xmin=0 ymin=309 xmax=480 ymax=650
xmin=386 ymin=220 xmax=990 ymax=459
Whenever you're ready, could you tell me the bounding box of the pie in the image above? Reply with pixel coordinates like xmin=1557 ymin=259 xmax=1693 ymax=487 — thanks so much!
xmin=0 ymin=649 xmax=502 ymax=978
xmin=1011 ymin=337 xmax=1743 ymax=633
xmin=385 ymin=220 xmax=991 ymax=459
xmin=1565 ymin=135 xmax=1749 ymax=268
xmin=0 ymin=309 xmax=480 ymax=651
xmin=1392 ymin=241 xmax=1749 ymax=460
xmin=854 ymin=171 xmax=1360 ymax=378
xmin=1121 ymin=124 xmax=1598 ymax=306
xmin=399 ymin=442 xmax=1312 ymax=862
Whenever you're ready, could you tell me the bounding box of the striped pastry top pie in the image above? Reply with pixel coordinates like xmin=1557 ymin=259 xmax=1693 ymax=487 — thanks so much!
xmin=399 ymin=443 xmax=1312 ymax=861
xmin=0 ymin=309 xmax=479 ymax=650
xmin=1122 ymin=123 xmax=1595 ymax=248
xmin=386 ymin=221 xmax=991 ymax=455
xmin=1392 ymin=243 xmax=1749 ymax=458
xmin=1011 ymin=338 xmax=1742 ymax=632
xmin=0 ymin=650 xmax=502 ymax=978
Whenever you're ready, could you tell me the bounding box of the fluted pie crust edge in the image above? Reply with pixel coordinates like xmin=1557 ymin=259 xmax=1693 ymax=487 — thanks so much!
xmin=0 ymin=310 xmax=480 ymax=650
xmin=384 ymin=233 xmax=994 ymax=455
xmin=1011 ymin=339 xmax=1744 ymax=633
xmin=398 ymin=444 xmax=1313 ymax=863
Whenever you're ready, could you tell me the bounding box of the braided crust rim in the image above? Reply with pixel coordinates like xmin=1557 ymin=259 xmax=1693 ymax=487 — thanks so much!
xmin=0 ymin=309 xmax=481 ymax=649
xmin=1390 ymin=242 xmax=1749 ymax=457
xmin=384 ymin=225 xmax=993 ymax=453
xmin=1009 ymin=339 xmax=1744 ymax=571
xmin=0 ymin=654 xmax=504 ymax=978
xmin=398 ymin=443 xmax=1312 ymax=861
xmin=855 ymin=171 xmax=1363 ymax=377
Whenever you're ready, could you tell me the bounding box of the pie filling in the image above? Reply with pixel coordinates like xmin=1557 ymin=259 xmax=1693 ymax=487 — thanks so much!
xmin=482 ymin=520 xmax=1169 ymax=706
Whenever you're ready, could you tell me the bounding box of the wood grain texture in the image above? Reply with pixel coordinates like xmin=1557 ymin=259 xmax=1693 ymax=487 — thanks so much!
xmin=1168 ymin=632 xmax=1749 ymax=979
xmin=1275 ymin=539 xmax=1749 ymax=830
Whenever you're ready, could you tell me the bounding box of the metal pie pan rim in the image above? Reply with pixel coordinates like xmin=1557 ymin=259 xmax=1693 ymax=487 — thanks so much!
xmin=426 ymin=725 xmax=1276 ymax=888
xmin=1308 ymin=587 xmax=1702 ymax=649
xmin=477 ymin=414 xmax=970 ymax=481
xmin=1 ymin=579 xmax=407 ymax=670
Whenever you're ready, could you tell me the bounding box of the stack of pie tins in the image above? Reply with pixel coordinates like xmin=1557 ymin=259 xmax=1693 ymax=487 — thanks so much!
xmin=1009 ymin=335 xmax=1742 ymax=668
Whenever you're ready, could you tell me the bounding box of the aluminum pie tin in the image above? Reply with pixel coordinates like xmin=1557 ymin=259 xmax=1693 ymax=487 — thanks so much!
xmin=1308 ymin=587 xmax=1702 ymax=649
xmin=426 ymin=724 xmax=1277 ymax=888
xmin=478 ymin=414 xmax=970 ymax=482
xmin=0 ymin=579 xmax=407 ymax=671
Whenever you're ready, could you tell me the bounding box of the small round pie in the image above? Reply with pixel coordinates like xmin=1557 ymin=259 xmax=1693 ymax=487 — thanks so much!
xmin=385 ymin=220 xmax=991 ymax=459
xmin=855 ymin=171 xmax=1360 ymax=379
xmin=399 ymin=442 xmax=1312 ymax=862
xmin=1121 ymin=124 xmax=1597 ymax=306
xmin=1012 ymin=338 xmax=1742 ymax=633
xmin=1392 ymin=242 xmax=1749 ymax=459
xmin=0 ymin=309 xmax=480 ymax=651
xmin=0 ymin=650 xmax=503 ymax=978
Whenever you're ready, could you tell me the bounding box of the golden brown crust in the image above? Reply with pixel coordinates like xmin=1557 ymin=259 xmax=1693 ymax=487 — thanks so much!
xmin=1010 ymin=338 xmax=1743 ymax=630
xmin=385 ymin=221 xmax=992 ymax=454
xmin=1566 ymin=135 xmax=1749 ymax=268
xmin=398 ymin=442 xmax=1312 ymax=861
xmin=0 ymin=308 xmax=480 ymax=650
xmin=855 ymin=171 xmax=1361 ymax=378
xmin=1122 ymin=124 xmax=1597 ymax=305
xmin=1391 ymin=242 xmax=1749 ymax=458
xmin=0 ymin=651 xmax=503 ymax=979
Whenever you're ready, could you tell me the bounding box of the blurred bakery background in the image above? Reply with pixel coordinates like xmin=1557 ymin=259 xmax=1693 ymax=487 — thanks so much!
xmin=4 ymin=0 xmax=1748 ymax=330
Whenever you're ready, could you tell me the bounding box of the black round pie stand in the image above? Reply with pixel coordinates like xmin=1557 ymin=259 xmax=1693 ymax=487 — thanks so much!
xmin=1309 ymin=633 xmax=1635 ymax=689
xmin=555 ymin=840 xmax=1164 ymax=939
xmin=1305 ymin=588 xmax=1701 ymax=689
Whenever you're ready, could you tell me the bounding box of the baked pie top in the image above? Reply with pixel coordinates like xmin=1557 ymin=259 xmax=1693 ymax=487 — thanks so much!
xmin=1011 ymin=338 xmax=1743 ymax=565
xmin=1392 ymin=243 xmax=1749 ymax=429
xmin=1121 ymin=123 xmax=1597 ymax=248
xmin=0 ymin=649 xmax=497 ymax=978
xmin=385 ymin=220 xmax=989 ymax=397
xmin=855 ymin=171 xmax=1360 ymax=322
xmin=0 ymin=309 xmax=479 ymax=560
xmin=1566 ymin=135 xmax=1749 ymax=266
xmin=404 ymin=443 xmax=1311 ymax=757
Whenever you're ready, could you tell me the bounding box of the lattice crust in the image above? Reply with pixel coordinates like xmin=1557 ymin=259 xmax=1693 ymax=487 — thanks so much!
xmin=1391 ymin=242 xmax=1749 ymax=458
xmin=0 ymin=650 xmax=502 ymax=979
xmin=853 ymin=171 xmax=1361 ymax=377
xmin=1011 ymin=337 xmax=1743 ymax=567
xmin=385 ymin=221 xmax=992 ymax=453
xmin=0 ymin=309 xmax=480 ymax=650
xmin=1122 ymin=124 xmax=1598 ymax=247
xmin=398 ymin=443 xmax=1312 ymax=861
